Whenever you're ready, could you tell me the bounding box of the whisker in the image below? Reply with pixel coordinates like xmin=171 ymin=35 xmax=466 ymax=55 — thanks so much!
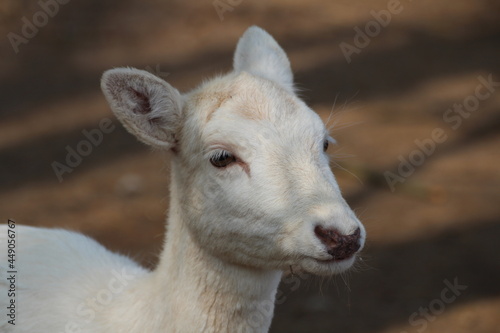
xmin=340 ymin=271 xmax=351 ymax=292
xmin=328 ymin=120 xmax=366 ymax=133
xmin=325 ymin=93 xmax=340 ymax=129
xmin=331 ymin=160 xmax=364 ymax=185
xmin=328 ymin=151 xmax=356 ymax=160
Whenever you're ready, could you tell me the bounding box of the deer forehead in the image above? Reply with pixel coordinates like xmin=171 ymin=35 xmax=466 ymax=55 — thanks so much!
xmin=186 ymin=72 xmax=326 ymax=151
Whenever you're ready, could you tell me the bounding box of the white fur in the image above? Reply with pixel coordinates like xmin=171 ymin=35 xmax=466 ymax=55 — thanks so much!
xmin=0 ymin=26 xmax=365 ymax=333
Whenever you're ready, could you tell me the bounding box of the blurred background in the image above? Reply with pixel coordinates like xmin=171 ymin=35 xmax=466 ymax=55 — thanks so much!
xmin=1 ymin=0 xmax=499 ymax=332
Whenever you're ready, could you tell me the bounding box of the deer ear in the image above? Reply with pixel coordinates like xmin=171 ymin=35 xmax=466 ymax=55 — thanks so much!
xmin=233 ymin=26 xmax=293 ymax=92
xmin=101 ymin=68 xmax=183 ymax=149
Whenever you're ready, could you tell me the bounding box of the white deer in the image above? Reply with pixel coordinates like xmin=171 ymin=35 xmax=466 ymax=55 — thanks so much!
xmin=0 ymin=26 xmax=365 ymax=333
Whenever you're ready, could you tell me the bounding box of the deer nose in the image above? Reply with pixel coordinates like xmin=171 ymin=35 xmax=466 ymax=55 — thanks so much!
xmin=314 ymin=226 xmax=361 ymax=261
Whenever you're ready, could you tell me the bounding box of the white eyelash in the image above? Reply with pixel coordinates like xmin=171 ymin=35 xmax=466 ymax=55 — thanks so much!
xmin=327 ymin=135 xmax=337 ymax=145
xmin=210 ymin=149 xmax=232 ymax=160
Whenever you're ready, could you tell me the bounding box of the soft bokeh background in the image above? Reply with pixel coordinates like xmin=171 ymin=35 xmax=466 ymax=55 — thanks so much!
xmin=1 ymin=1 xmax=499 ymax=332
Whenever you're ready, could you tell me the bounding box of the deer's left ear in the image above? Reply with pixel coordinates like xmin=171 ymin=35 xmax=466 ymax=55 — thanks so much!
xmin=101 ymin=68 xmax=183 ymax=150
xmin=233 ymin=26 xmax=294 ymax=92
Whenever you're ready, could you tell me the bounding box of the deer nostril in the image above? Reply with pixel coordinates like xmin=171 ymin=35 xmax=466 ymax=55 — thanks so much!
xmin=314 ymin=226 xmax=341 ymax=248
xmin=314 ymin=226 xmax=361 ymax=261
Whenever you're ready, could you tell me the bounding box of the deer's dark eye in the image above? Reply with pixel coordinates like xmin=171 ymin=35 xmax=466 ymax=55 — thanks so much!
xmin=323 ymin=139 xmax=329 ymax=152
xmin=210 ymin=150 xmax=236 ymax=168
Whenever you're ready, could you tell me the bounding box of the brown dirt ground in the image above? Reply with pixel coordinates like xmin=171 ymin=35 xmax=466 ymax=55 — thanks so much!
xmin=1 ymin=0 xmax=500 ymax=332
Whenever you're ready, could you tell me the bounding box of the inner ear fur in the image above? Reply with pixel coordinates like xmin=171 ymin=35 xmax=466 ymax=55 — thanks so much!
xmin=101 ymin=67 xmax=183 ymax=149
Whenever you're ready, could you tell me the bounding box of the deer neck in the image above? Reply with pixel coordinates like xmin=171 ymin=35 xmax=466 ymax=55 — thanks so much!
xmin=150 ymin=167 xmax=282 ymax=332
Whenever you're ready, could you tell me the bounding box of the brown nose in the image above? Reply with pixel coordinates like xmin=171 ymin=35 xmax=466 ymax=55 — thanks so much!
xmin=314 ymin=226 xmax=361 ymax=261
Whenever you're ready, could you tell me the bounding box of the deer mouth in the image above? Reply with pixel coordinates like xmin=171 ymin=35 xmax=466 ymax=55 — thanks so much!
xmin=315 ymin=254 xmax=354 ymax=263
xmin=299 ymin=254 xmax=357 ymax=276
xmin=314 ymin=252 xmax=356 ymax=264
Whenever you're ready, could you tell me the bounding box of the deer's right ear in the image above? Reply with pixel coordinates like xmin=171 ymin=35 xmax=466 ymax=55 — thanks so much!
xmin=101 ymin=68 xmax=183 ymax=149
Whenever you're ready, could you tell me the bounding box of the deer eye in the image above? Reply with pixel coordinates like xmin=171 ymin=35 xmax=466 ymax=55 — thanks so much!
xmin=210 ymin=150 xmax=236 ymax=168
xmin=323 ymin=139 xmax=329 ymax=152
